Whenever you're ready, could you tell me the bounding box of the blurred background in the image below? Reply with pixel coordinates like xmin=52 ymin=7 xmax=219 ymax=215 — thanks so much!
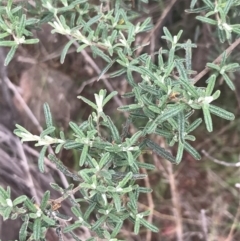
xmin=0 ymin=0 xmax=240 ymax=240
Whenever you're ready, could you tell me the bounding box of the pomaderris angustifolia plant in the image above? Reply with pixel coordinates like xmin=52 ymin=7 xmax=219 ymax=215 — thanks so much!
xmin=0 ymin=0 xmax=239 ymax=240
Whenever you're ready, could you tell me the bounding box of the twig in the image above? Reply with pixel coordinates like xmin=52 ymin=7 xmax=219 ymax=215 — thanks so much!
xmin=151 ymin=136 xmax=183 ymax=240
xmin=23 ymin=144 xmax=70 ymax=189
xmin=200 ymin=209 xmax=208 ymax=241
xmin=225 ymin=200 xmax=240 ymax=241
xmin=139 ymin=155 xmax=154 ymax=241
xmin=15 ymin=140 xmax=39 ymax=203
xmin=202 ymin=150 xmax=240 ymax=167
xmin=136 ymin=0 xmax=178 ymax=56
xmin=193 ymin=37 xmax=240 ymax=84
xmin=77 ymin=74 xmax=109 ymax=94
xmin=6 ymin=77 xmax=71 ymax=190
xmin=67 ymin=36 xmax=124 ymax=107
xmin=167 ymin=162 xmax=183 ymax=241
xmin=5 ymin=77 xmax=43 ymax=133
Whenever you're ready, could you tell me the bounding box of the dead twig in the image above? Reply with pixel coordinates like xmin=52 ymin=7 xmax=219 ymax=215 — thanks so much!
xmin=139 ymin=155 xmax=154 ymax=241
xmin=136 ymin=0 xmax=178 ymax=56
xmin=193 ymin=37 xmax=240 ymax=83
xmin=202 ymin=150 xmax=240 ymax=167
xmin=67 ymin=36 xmax=124 ymax=107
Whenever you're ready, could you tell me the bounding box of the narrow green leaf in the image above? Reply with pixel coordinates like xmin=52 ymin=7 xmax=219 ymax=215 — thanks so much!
xmin=109 ymin=68 xmax=126 ymax=78
xmin=143 ymin=107 xmax=156 ymax=119
xmin=79 ymin=170 xmax=91 ymax=183
xmin=155 ymin=104 xmax=186 ymax=124
xmin=106 ymin=116 xmax=120 ymax=142
xmin=60 ymin=39 xmax=75 ymax=64
xmin=127 ymin=151 xmax=134 ymax=166
xmin=129 ymin=65 xmax=156 ymax=81
xmin=33 ymin=218 xmax=41 ymax=240
xmin=209 ymin=104 xmax=235 ymax=120
xmin=117 ymin=104 xmax=142 ymax=112
xmin=43 ymin=103 xmax=53 ymax=128
xmin=146 ymin=139 xmax=176 ymax=163
xmin=212 ymin=90 xmax=220 ymax=100
xmin=24 ymin=39 xmax=40 ymax=44
xmin=76 ymin=43 xmax=88 ymax=53
xmin=186 ymin=118 xmax=202 ymax=133
xmin=196 ymin=16 xmax=217 ymax=25
xmin=176 ymin=142 xmax=184 ymax=164
xmin=138 ymin=187 xmax=152 ymax=193
xmin=129 ymin=131 xmax=142 ymax=145
xmin=118 ymin=172 xmax=133 ymax=188
xmin=38 ymin=146 xmax=47 ymax=173
xmin=223 ymin=0 xmax=233 ymax=14
xmin=0 ymin=41 xmax=17 ymax=47
xmin=134 ymin=218 xmax=141 ymax=234
xmin=19 ymin=215 xmax=29 ymax=241
xmin=91 ymin=215 xmax=107 ymax=231
xmin=148 ymin=105 xmax=161 ymax=114
xmin=13 ymin=195 xmax=27 ymax=206
xmin=202 ymin=104 xmax=213 ymax=132
xmin=207 ymin=62 xmax=220 ymax=71
xmin=178 ymin=111 xmax=185 ymax=144
xmin=40 ymin=126 xmax=55 ymax=138
xmin=184 ymin=142 xmax=201 ymax=160
xmin=179 ymin=78 xmax=198 ymax=98
xmin=50 ymin=183 xmax=63 ymax=192
xmin=0 ymin=187 xmax=8 ymax=199
xmin=3 ymin=206 xmax=12 ymax=220
xmin=71 ymin=206 xmax=82 ymax=217
xmin=77 ymin=96 xmax=97 ymax=110
xmin=185 ymin=6 xmax=209 ymax=13
xmin=83 ymin=202 xmax=96 ymax=220
xmin=222 ymin=73 xmax=235 ymax=90
xmin=140 ymin=218 xmax=159 ymax=232
xmin=79 ymin=144 xmax=88 ymax=166
xmin=175 ymin=61 xmax=188 ymax=80
xmin=112 ymin=193 xmax=121 ymax=212
xmin=40 ymin=191 xmax=50 ymax=210
xmin=190 ymin=0 xmax=198 ymax=8
xmin=111 ymin=221 xmax=123 ymax=238
xmin=4 ymin=46 xmax=17 ymax=66
xmin=99 ymin=152 xmax=110 ymax=169
xmin=55 ymin=143 xmax=64 ymax=154
xmin=91 ymin=45 xmax=111 ymax=63
xmin=103 ymin=91 xmax=118 ymax=107
xmin=136 ymin=162 xmax=155 ymax=170
xmin=69 ymin=122 xmax=85 ymax=137
xmin=98 ymin=60 xmax=115 ymax=81
xmin=42 ymin=214 xmax=56 ymax=226
xmin=138 ymin=83 xmax=158 ymax=95
xmin=24 ymin=198 xmax=37 ymax=212
xmin=162 ymin=27 xmax=173 ymax=41
xmin=205 ymin=75 xmax=216 ymax=96
xmin=63 ymin=221 xmax=81 ymax=233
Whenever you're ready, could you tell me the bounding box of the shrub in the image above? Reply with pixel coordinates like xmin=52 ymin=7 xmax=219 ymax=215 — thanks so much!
xmin=0 ymin=0 xmax=239 ymax=240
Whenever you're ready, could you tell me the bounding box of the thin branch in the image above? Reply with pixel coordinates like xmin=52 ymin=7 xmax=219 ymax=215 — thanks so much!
xmin=193 ymin=37 xmax=240 ymax=84
xmin=200 ymin=209 xmax=208 ymax=241
xmin=139 ymin=155 xmax=154 ymax=241
xmin=67 ymin=36 xmax=124 ymax=107
xmin=136 ymin=0 xmax=178 ymax=56
xmin=202 ymin=150 xmax=240 ymax=167
xmin=225 ymin=200 xmax=240 ymax=241
xmin=77 ymin=74 xmax=110 ymax=94
xmin=167 ymin=162 xmax=183 ymax=241
xmin=15 ymin=140 xmax=39 ymax=203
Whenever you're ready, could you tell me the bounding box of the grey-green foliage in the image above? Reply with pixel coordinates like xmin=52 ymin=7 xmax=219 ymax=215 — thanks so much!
xmin=0 ymin=0 xmax=238 ymax=240
xmin=188 ymin=0 xmax=240 ymax=43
